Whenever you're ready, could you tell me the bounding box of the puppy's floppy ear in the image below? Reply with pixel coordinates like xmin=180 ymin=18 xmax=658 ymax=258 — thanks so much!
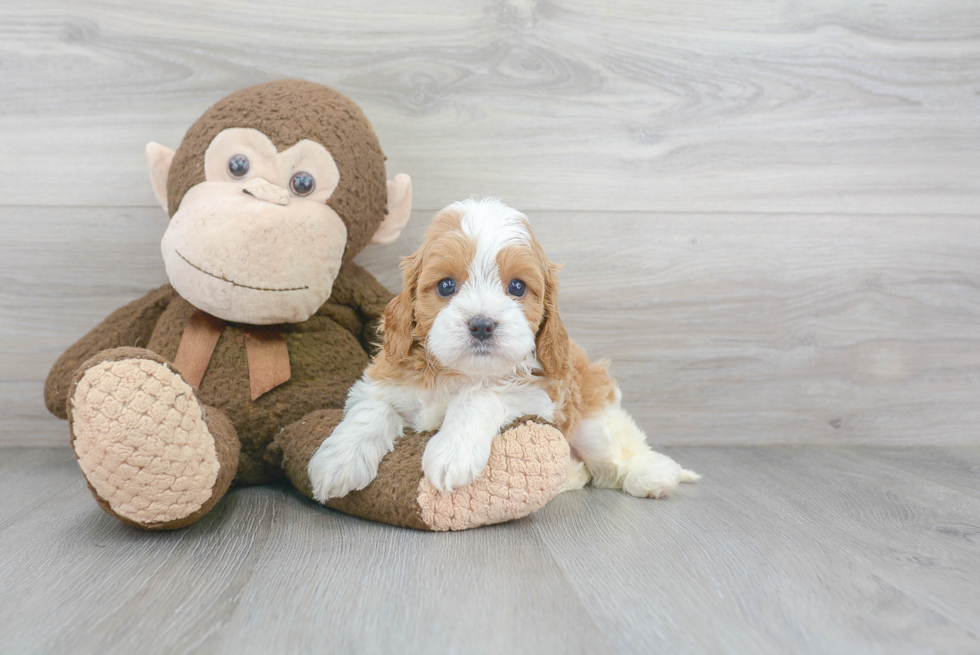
xmin=383 ymin=252 xmax=421 ymax=363
xmin=536 ymin=263 xmax=570 ymax=379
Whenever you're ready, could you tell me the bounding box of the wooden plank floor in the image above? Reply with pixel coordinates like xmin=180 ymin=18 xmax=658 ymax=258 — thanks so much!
xmin=1 ymin=446 xmax=978 ymax=655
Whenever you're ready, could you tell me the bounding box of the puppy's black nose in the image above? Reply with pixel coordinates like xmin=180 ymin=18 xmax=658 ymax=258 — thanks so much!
xmin=468 ymin=316 xmax=496 ymax=342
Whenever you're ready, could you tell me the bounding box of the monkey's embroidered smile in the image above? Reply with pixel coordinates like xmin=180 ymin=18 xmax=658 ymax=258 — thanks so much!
xmin=174 ymin=250 xmax=310 ymax=293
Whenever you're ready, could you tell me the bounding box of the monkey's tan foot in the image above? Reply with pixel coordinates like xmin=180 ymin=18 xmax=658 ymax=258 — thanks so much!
xmin=68 ymin=347 xmax=240 ymax=530
xmin=416 ymin=419 xmax=570 ymax=530
xmin=276 ymin=414 xmax=570 ymax=531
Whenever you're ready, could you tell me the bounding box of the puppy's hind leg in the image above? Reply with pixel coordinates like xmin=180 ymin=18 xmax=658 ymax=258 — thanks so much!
xmin=613 ymin=406 xmax=699 ymax=498
xmin=559 ymin=457 xmax=592 ymax=493
xmin=570 ymin=397 xmax=699 ymax=499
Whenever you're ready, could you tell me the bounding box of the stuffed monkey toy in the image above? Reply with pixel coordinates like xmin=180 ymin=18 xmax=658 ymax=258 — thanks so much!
xmin=44 ymin=80 xmax=569 ymax=531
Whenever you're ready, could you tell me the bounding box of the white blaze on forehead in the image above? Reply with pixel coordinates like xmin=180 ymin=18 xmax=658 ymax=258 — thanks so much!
xmin=449 ymin=198 xmax=531 ymax=285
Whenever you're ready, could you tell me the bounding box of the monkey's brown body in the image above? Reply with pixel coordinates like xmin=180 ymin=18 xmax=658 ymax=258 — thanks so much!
xmin=44 ymin=266 xmax=382 ymax=482
xmin=149 ymin=270 xmax=382 ymax=483
xmin=43 ymin=81 xmax=569 ymax=531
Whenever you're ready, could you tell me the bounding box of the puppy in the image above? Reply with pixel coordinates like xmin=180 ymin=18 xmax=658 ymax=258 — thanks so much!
xmin=309 ymin=198 xmax=699 ymax=500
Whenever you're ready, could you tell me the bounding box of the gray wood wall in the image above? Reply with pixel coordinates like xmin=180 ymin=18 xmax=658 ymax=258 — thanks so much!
xmin=2 ymin=0 xmax=978 ymax=446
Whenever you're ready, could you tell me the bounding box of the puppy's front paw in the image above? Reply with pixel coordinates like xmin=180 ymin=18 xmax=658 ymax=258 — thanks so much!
xmin=622 ymin=452 xmax=687 ymax=499
xmin=308 ymin=436 xmax=381 ymax=503
xmin=422 ymin=430 xmax=492 ymax=494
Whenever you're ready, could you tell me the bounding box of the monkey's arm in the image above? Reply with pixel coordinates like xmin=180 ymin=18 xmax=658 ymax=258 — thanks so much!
xmin=44 ymin=284 xmax=176 ymax=418
xmin=325 ymin=262 xmax=395 ymax=356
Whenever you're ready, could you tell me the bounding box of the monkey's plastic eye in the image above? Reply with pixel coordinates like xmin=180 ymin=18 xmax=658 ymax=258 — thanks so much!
xmin=437 ymin=278 xmax=457 ymax=298
xmin=507 ymin=279 xmax=527 ymax=297
xmin=290 ymin=171 xmax=316 ymax=197
xmin=227 ymin=154 xmax=250 ymax=179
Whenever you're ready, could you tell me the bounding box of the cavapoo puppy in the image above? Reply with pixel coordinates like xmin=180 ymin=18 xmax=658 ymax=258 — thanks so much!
xmin=309 ymin=198 xmax=699 ymax=500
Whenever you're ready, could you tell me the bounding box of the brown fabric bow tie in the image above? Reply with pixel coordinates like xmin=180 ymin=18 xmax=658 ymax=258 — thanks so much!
xmin=173 ymin=310 xmax=291 ymax=401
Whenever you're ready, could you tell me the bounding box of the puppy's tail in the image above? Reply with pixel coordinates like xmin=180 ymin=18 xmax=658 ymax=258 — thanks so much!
xmin=679 ymin=468 xmax=702 ymax=483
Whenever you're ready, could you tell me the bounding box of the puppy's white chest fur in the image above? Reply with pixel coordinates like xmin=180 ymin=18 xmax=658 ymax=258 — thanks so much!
xmin=351 ymin=373 xmax=556 ymax=434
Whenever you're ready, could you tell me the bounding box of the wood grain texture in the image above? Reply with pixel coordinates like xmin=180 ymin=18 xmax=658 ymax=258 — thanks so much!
xmin=0 ymin=448 xmax=77 ymax=531
xmin=1 ymin=446 xmax=978 ymax=654
xmin=537 ymin=447 xmax=980 ymax=655
xmin=1 ymin=1 xmax=978 ymax=446
xmin=691 ymin=447 xmax=980 ymax=638
xmin=211 ymin=495 xmax=606 ymax=655
xmin=0 ymin=0 xmax=978 ymax=213
xmin=850 ymin=446 xmax=980 ymax=497
xmin=5 ymin=206 xmax=977 ymax=446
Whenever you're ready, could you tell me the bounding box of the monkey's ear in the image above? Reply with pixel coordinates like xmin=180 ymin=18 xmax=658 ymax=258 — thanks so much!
xmin=372 ymin=174 xmax=413 ymax=245
xmin=145 ymin=142 xmax=175 ymax=213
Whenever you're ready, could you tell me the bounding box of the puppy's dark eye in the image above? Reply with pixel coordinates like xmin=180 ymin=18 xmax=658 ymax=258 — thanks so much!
xmin=437 ymin=278 xmax=457 ymax=298
xmin=507 ymin=279 xmax=527 ymax=297
xmin=228 ymin=154 xmax=250 ymax=179
xmin=290 ymin=171 xmax=316 ymax=196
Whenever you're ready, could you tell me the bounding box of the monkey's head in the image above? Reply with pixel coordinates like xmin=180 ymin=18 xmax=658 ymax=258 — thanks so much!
xmin=145 ymin=80 xmax=412 ymax=325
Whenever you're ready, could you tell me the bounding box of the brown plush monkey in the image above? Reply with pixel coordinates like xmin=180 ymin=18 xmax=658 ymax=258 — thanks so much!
xmin=44 ymin=80 xmax=569 ymax=531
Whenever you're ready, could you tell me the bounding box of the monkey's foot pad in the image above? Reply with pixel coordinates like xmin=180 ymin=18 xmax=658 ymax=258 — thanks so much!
xmin=69 ymin=357 xmax=220 ymax=526
xmin=417 ymin=420 xmax=570 ymax=531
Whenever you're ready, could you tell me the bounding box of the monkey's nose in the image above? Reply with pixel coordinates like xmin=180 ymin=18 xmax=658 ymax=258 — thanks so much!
xmin=242 ymin=178 xmax=290 ymax=206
